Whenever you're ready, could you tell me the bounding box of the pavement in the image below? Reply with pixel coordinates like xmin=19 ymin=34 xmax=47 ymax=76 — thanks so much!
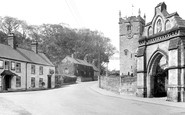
xmin=90 ymin=83 xmax=185 ymax=109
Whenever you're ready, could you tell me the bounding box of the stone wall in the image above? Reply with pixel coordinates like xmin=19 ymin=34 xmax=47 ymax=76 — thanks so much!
xmin=99 ymin=76 xmax=120 ymax=93
xmin=120 ymin=77 xmax=137 ymax=95
xmin=99 ymin=76 xmax=137 ymax=95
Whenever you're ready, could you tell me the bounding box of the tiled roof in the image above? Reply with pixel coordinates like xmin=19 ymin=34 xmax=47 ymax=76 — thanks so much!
xmin=65 ymin=56 xmax=99 ymax=71
xmin=0 ymin=43 xmax=53 ymax=66
xmin=17 ymin=48 xmax=53 ymax=66
xmin=66 ymin=56 xmax=81 ymax=64
xmin=92 ymin=65 xmax=99 ymax=72
xmin=0 ymin=44 xmax=30 ymax=62
xmin=173 ymin=16 xmax=185 ymax=28
xmin=38 ymin=53 xmax=54 ymax=66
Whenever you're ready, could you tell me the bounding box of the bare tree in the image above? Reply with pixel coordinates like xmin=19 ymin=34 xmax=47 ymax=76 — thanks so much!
xmin=0 ymin=16 xmax=22 ymax=34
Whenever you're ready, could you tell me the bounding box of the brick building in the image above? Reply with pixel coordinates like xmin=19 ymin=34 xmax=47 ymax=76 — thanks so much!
xmin=0 ymin=33 xmax=55 ymax=91
xmin=119 ymin=10 xmax=145 ymax=76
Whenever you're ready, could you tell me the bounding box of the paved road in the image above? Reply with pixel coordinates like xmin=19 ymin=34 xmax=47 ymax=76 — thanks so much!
xmin=0 ymin=81 xmax=185 ymax=115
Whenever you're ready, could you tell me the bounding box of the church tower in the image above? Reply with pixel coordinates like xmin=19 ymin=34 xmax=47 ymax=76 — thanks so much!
xmin=119 ymin=10 xmax=145 ymax=76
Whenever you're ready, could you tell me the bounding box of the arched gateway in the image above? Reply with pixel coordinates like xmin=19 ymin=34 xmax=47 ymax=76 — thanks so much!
xmin=136 ymin=2 xmax=185 ymax=102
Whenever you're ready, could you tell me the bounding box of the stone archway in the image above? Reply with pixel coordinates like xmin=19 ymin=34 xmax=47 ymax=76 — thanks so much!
xmin=146 ymin=50 xmax=168 ymax=97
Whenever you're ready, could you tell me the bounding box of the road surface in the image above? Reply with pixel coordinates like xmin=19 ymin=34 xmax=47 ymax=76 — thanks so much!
xmin=0 ymin=81 xmax=185 ymax=115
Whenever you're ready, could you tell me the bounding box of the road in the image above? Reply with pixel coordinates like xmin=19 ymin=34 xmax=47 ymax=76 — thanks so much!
xmin=0 ymin=81 xmax=185 ymax=115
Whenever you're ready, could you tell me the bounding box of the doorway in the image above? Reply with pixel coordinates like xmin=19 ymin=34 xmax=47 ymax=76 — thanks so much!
xmin=4 ymin=75 xmax=11 ymax=90
xmin=153 ymin=65 xmax=168 ymax=97
xmin=147 ymin=50 xmax=168 ymax=97
xmin=48 ymin=75 xmax=51 ymax=88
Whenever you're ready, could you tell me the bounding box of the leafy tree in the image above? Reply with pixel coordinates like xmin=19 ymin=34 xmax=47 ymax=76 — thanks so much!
xmin=0 ymin=16 xmax=116 ymax=74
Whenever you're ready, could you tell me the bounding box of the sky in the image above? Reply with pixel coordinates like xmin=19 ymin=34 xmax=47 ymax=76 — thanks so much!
xmin=1 ymin=0 xmax=185 ymax=70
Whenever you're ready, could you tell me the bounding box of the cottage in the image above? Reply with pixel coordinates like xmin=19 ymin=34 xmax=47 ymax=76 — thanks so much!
xmin=58 ymin=56 xmax=99 ymax=82
xmin=0 ymin=33 xmax=55 ymax=91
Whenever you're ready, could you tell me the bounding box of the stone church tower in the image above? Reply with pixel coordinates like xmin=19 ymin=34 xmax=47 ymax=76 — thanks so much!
xmin=119 ymin=10 xmax=145 ymax=76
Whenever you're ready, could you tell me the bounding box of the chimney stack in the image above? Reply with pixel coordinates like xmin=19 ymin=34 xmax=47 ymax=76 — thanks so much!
xmin=31 ymin=41 xmax=38 ymax=53
xmin=71 ymin=53 xmax=74 ymax=58
xmin=8 ymin=33 xmax=16 ymax=49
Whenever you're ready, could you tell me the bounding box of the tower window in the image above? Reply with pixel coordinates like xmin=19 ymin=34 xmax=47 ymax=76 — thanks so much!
xmin=124 ymin=49 xmax=128 ymax=55
xmin=127 ymin=25 xmax=131 ymax=31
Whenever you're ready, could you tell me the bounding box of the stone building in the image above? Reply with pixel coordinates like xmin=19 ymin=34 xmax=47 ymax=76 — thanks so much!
xmin=0 ymin=33 xmax=55 ymax=91
xmin=58 ymin=56 xmax=99 ymax=82
xmin=137 ymin=2 xmax=185 ymax=102
xmin=119 ymin=10 xmax=145 ymax=76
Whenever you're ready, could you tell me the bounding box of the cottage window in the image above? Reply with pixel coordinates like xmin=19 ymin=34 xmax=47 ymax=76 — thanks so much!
xmin=39 ymin=78 xmax=43 ymax=87
xmin=0 ymin=60 xmax=4 ymax=69
xmin=39 ymin=66 xmax=43 ymax=75
xmin=31 ymin=77 xmax=35 ymax=87
xmin=11 ymin=61 xmax=15 ymax=70
xmin=124 ymin=49 xmax=128 ymax=55
xmin=16 ymin=76 xmax=21 ymax=87
xmin=16 ymin=63 xmax=21 ymax=73
xmin=5 ymin=61 xmax=10 ymax=70
xmin=31 ymin=65 xmax=35 ymax=74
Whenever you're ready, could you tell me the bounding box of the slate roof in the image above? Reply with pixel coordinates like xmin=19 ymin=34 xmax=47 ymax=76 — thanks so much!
xmin=65 ymin=56 xmax=99 ymax=71
xmin=66 ymin=56 xmax=81 ymax=64
xmin=17 ymin=48 xmax=54 ymax=66
xmin=173 ymin=16 xmax=185 ymax=28
xmin=0 ymin=44 xmax=31 ymax=62
xmin=38 ymin=53 xmax=54 ymax=66
xmin=0 ymin=43 xmax=54 ymax=66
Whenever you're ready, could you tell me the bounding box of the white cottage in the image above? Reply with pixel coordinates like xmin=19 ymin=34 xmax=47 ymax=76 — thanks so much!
xmin=0 ymin=33 xmax=55 ymax=91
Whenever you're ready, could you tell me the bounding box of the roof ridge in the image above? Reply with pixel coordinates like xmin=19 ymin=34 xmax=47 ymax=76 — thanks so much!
xmin=38 ymin=53 xmax=54 ymax=66
xmin=16 ymin=48 xmax=32 ymax=62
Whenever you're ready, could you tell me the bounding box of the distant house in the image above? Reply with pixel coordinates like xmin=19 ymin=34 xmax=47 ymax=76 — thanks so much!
xmin=0 ymin=33 xmax=55 ymax=92
xmin=58 ymin=56 xmax=99 ymax=82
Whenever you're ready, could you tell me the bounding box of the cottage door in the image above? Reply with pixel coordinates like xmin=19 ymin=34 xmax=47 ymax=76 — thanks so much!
xmin=48 ymin=75 xmax=51 ymax=88
xmin=4 ymin=75 xmax=11 ymax=90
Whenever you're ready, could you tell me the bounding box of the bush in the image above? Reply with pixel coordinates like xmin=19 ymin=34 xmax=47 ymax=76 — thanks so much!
xmin=63 ymin=75 xmax=77 ymax=83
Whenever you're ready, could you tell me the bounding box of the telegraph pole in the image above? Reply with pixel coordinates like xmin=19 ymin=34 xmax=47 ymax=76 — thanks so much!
xmin=98 ymin=39 xmax=101 ymax=88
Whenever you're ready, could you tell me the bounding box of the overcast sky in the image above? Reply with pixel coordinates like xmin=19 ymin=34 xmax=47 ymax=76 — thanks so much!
xmin=1 ymin=0 xmax=184 ymax=70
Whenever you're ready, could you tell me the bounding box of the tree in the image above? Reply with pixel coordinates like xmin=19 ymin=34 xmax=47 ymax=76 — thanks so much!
xmin=0 ymin=16 xmax=116 ymax=74
xmin=0 ymin=16 xmax=23 ymax=34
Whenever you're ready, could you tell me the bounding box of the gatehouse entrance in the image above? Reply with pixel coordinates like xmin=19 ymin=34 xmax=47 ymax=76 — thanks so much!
xmin=147 ymin=52 xmax=168 ymax=98
xmin=136 ymin=2 xmax=185 ymax=102
xmin=153 ymin=65 xmax=168 ymax=97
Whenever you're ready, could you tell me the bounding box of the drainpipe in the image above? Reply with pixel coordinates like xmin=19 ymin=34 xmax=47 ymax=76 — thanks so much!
xmin=25 ymin=62 xmax=27 ymax=90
